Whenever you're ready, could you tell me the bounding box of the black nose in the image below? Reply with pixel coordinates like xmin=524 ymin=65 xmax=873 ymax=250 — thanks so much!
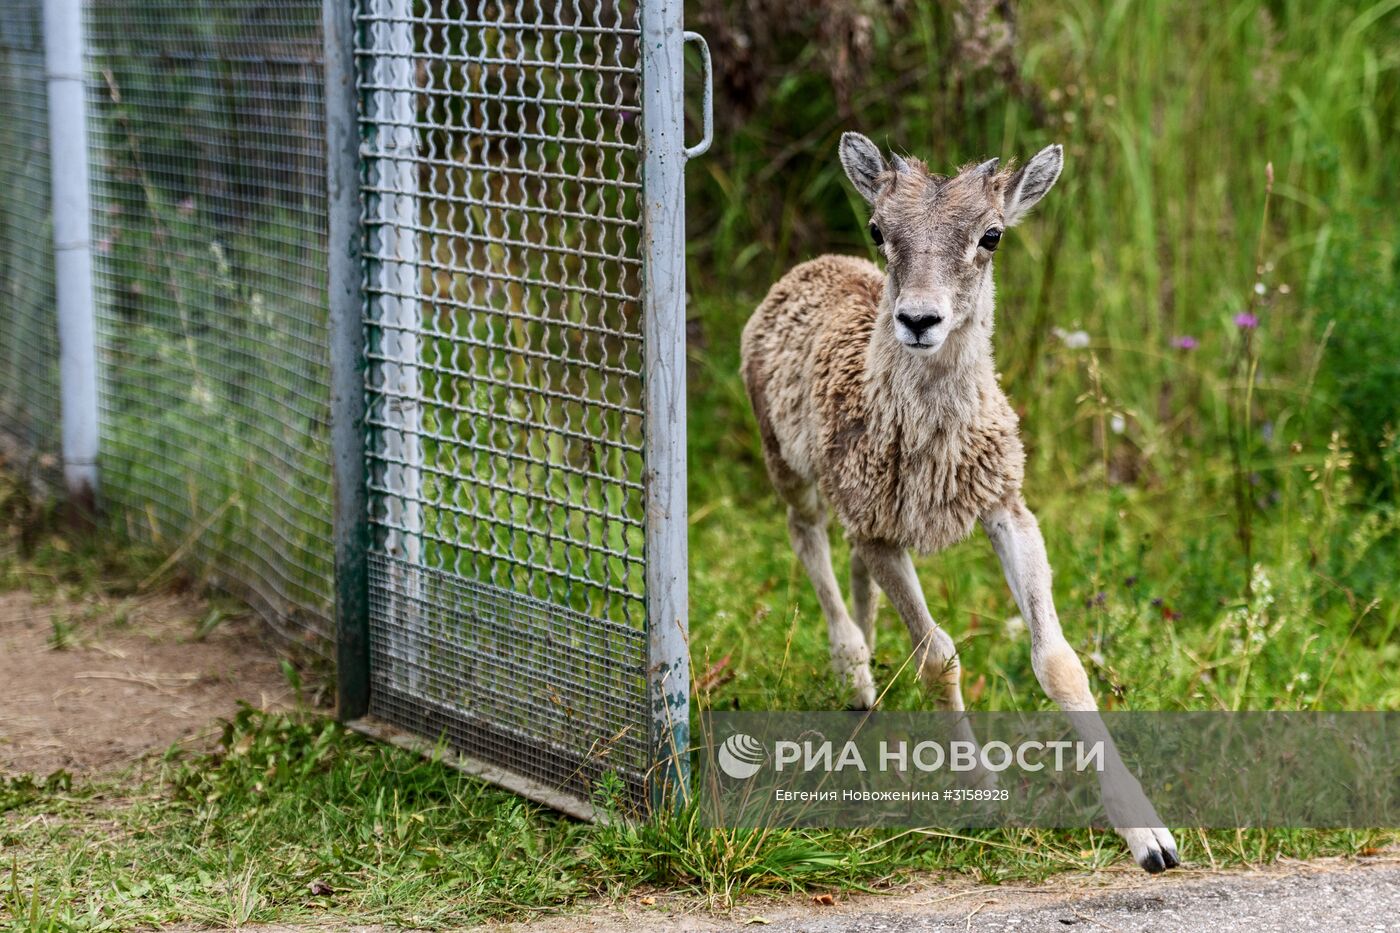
xmin=896 ymin=312 xmax=943 ymax=337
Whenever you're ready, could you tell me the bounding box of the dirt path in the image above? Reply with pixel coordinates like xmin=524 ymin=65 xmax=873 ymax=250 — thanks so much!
xmin=0 ymin=587 xmax=292 ymax=776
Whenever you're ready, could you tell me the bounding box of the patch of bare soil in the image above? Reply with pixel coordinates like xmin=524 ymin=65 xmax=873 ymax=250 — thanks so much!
xmin=0 ymin=588 xmax=293 ymax=776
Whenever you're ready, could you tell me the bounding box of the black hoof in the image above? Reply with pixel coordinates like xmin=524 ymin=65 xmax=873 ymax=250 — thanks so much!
xmin=1162 ymin=846 xmax=1180 ymax=869
xmin=1140 ymin=850 xmax=1167 ymax=874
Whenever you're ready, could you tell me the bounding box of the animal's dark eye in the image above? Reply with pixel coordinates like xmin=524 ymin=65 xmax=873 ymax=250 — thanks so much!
xmin=869 ymin=222 xmax=884 ymax=247
xmin=979 ymin=228 xmax=1002 ymax=252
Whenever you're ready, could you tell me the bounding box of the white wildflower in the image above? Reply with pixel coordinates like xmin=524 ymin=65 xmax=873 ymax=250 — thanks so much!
xmin=1250 ymin=564 xmax=1274 ymax=607
xmin=1052 ymin=327 xmax=1091 ymax=350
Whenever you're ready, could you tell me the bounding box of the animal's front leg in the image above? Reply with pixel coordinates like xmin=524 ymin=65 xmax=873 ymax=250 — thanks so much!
xmin=982 ymin=496 xmax=1180 ymax=873
xmin=851 ymin=539 xmax=997 ymax=790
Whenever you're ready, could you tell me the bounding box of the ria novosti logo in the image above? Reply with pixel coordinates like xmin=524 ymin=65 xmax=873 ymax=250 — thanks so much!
xmin=717 ymin=733 xmax=766 ymax=779
xmin=715 ymin=733 xmax=1107 ymax=779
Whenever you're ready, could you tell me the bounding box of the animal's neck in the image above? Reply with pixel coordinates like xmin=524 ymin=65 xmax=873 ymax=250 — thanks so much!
xmin=863 ymin=285 xmax=996 ymax=449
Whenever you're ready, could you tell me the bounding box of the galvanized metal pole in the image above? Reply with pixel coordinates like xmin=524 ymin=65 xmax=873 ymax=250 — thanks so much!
xmin=324 ymin=0 xmax=371 ymax=720
xmin=43 ymin=0 xmax=99 ymax=509
xmin=370 ymin=0 xmax=423 ymax=690
xmin=641 ymin=0 xmax=694 ymax=810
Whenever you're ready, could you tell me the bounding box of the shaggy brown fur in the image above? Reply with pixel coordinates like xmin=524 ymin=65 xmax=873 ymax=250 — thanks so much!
xmin=742 ymin=252 xmax=1024 ymax=554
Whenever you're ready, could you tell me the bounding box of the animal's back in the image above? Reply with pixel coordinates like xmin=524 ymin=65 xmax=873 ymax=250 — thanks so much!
xmin=740 ymin=254 xmax=883 ymax=498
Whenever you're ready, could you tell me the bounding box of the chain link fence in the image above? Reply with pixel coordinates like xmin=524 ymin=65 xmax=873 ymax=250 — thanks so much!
xmin=0 ymin=0 xmax=695 ymax=814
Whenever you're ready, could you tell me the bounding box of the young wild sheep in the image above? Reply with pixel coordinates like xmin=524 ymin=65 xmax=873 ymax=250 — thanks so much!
xmin=740 ymin=133 xmax=1179 ymax=874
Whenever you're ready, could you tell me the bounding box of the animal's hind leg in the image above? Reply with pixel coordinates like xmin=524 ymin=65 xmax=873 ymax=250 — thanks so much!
xmin=849 ymin=549 xmax=878 ymax=652
xmin=786 ymin=494 xmax=876 ymax=709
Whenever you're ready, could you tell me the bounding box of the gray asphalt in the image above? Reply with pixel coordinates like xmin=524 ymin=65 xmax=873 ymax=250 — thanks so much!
xmin=756 ymin=863 xmax=1400 ymax=933
xmin=267 ymin=861 xmax=1400 ymax=932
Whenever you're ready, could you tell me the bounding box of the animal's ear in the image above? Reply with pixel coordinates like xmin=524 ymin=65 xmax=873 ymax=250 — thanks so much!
xmin=839 ymin=132 xmax=890 ymax=204
xmin=1003 ymin=144 xmax=1063 ymax=226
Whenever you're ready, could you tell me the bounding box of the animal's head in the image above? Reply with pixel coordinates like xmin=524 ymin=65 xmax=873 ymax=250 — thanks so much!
xmin=839 ymin=132 xmax=1063 ymax=355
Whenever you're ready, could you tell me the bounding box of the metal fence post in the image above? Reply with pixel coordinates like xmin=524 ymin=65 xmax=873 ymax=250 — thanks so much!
xmin=641 ymin=0 xmax=692 ymax=809
xmin=325 ymin=0 xmax=371 ymax=720
xmin=42 ymin=0 xmax=99 ymax=509
xmin=368 ymin=0 xmax=424 ymax=692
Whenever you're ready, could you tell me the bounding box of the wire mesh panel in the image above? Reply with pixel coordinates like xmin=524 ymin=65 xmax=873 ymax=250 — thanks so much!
xmin=84 ymin=0 xmax=335 ymax=649
xmin=0 ymin=0 xmax=60 ymax=479
xmin=357 ymin=0 xmax=659 ymax=806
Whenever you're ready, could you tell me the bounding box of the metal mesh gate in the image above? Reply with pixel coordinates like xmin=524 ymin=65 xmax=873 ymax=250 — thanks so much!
xmin=0 ymin=0 xmax=60 ymax=478
xmin=340 ymin=0 xmax=699 ymax=811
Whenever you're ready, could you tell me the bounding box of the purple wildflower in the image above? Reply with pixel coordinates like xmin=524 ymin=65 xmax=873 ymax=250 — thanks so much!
xmin=1171 ymin=335 xmax=1198 ymax=350
xmin=1234 ymin=312 xmax=1259 ymax=329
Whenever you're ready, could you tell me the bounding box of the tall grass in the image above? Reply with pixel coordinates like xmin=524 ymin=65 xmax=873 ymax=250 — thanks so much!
xmin=683 ymin=0 xmax=1400 ymax=717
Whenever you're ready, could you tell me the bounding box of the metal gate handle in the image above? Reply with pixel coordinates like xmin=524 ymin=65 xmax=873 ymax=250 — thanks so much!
xmin=683 ymin=31 xmax=712 ymax=160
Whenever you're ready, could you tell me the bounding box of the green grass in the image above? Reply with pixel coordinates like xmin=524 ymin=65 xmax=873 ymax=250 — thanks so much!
xmin=6 ymin=0 xmax=1400 ymax=927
